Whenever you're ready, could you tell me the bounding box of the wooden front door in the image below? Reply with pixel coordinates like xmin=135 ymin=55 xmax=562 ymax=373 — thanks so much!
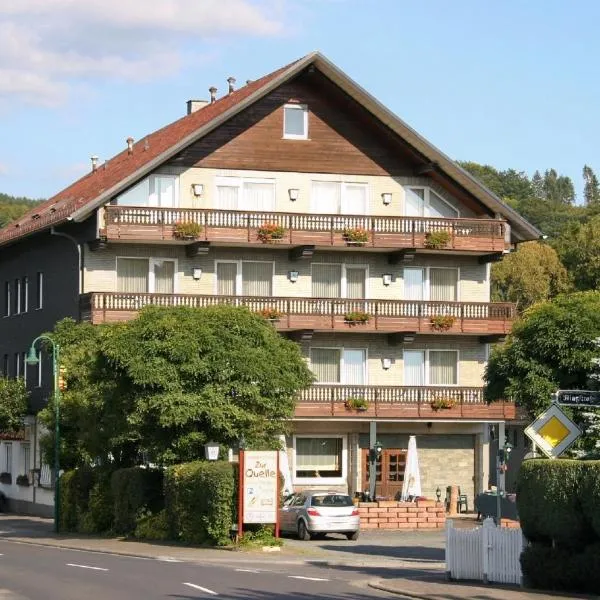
xmin=361 ymin=449 xmax=407 ymax=500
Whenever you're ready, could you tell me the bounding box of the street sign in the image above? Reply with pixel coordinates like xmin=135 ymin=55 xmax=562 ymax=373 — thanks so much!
xmin=553 ymin=389 xmax=600 ymax=408
xmin=242 ymin=450 xmax=279 ymax=524
xmin=524 ymin=404 xmax=582 ymax=459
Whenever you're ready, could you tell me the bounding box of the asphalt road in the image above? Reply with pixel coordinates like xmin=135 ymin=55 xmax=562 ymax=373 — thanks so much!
xmin=0 ymin=539 xmax=398 ymax=599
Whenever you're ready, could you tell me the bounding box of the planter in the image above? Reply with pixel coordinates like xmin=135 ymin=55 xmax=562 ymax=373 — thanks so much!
xmin=257 ymin=223 xmax=286 ymax=243
xmin=424 ymin=230 xmax=451 ymax=249
xmin=430 ymin=315 xmax=456 ymax=332
xmin=173 ymin=221 xmax=203 ymax=240
xmin=345 ymin=397 xmax=369 ymax=411
xmin=344 ymin=311 xmax=370 ymax=325
xmin=0 ymin=472 xmax=12 ymax=485
xmin=16 ymin=474 xmax=30 ymax=487
xmin=342 ymin=227 xmax=369 ymax=244
xmin=430 ymin=398 xmax=456 ymax=411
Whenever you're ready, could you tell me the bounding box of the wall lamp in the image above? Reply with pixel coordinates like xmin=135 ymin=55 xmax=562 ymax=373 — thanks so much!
xmin=288 ymin=270 xmax=299 ymax=283
xmin=382 ymin=358 xmax=392 ymax=370
xmin=192 ymin=183 xmax=204 ymax=197
xmin=382 ymin=273 xmax=392 ymax=286
xmin=381 ymin=192 xmax=392 ymax=205
xmin=192 ymin=268 xmax=202 ymax=280
xmin=288 ymin=188 xmax=299 ymax=202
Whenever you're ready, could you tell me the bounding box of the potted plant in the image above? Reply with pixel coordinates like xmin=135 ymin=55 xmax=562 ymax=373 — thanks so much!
xmin=430 ymin=398 xmax=456 ymax=411
xmin=344 ymin=397 xmax=369 ymax=411
xmin=0 ymin=472 xmax=12 ymax=485
xmin=344 ymin=310 xmax=370 ymax=324
xmin=16 ymin=474 xmax=29 ymax=487
xmin=173 ymin=221 xmax=202 ymax=240
xmin=259 ymin=307 xmax=284 ymax=321
xmin=430 ymin=315 xmax=456 ymax=331
xmin=424 ymin=230 xmax=451 ymax=249
xmin=257 ymin=223 xmax=285 ymax=243
xmin=343 ymin=227 xmax=369 ymax=245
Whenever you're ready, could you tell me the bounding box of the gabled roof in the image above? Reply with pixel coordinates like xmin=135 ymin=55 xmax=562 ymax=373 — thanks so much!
xmin=0 ymin=52 xmax=540 ymax=246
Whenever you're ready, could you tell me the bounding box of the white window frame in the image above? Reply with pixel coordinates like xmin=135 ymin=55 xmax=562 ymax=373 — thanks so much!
xmin=310 ymin=263 xmax=370 ymax=298
xmin=14 ymin=278 xmax=21 ymax=315
xmin=150 ymin=174 xmax=179 ymax=208
xmin=214 ymin=260 xmax=275 ymax=296
xmin=14 ymin=353 xmax=20 ymax=378
xmin=22 ymin=352 xmax=26 ymax=385
xmin=310 ymin=180 xmax=369 ymax=215
xmin=36 ymin=272 xmax=43 ymax=310
xmin=4 ymin=442 xmax=12 ymax=475
xmin=309 ymin=347 xmax=368 ymax=385
xmin=4 ymin=281 xmax=10 ymax=317
xmin=405 ymin=186 xmax=460 ymax=218
xmin=115 ymin=257 xmax=178 ymax=294
xmin=403 ymin=348 xmax=460 ymax=386
xmin=20 ymin=443 xmax=30 ymax=476
xmin=292 ymin=434 xmax=347 ymax=486
xmin=214 ymin=176 xmax=276 ymax=211
xmin=22 ymin=276 xmax=28 ymax=313
xmin=402 ymin=266 xmax=460 ymax=301
xmin=283 ymin=104 xmax=308 ymax=140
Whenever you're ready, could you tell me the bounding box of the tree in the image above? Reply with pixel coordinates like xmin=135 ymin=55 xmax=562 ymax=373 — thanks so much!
xmin=583 ymin=165 xmax=600 ymax=207
xmin=0 ymin=192 xmax=42 ymax=227
xmin=0 ymin=378 xmax=28 ymax=432
xmin=40 ymin=306 xmax=314 ymax=468
xmin=485 ymin=291 xmax=600 ymax=452
xmin=491 ymin=241 xmax=570 ymax=311
xmin=543 ymin=169 xmax=575 ymax=205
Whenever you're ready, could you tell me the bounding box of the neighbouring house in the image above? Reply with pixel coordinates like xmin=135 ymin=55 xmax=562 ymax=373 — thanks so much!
xmin=0 ymin=52 xmax=539 ymax=516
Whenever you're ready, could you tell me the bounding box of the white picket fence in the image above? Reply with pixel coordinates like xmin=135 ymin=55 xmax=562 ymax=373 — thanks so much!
xmin=446 ymin=518 xmax=525 ymax=585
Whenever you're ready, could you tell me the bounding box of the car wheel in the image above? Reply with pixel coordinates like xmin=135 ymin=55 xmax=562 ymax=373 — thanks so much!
xmin=346 ymin=531 xmax=359 ymax=541
xmin=297 ymin=520 xmax=311 ymax=541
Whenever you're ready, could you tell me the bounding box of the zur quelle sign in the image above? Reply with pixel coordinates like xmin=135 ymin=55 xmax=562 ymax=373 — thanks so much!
xmin=553 ymin=390 xmax=600 ymax=408
xmin=242 ymin=450 xmax=278 ymax=524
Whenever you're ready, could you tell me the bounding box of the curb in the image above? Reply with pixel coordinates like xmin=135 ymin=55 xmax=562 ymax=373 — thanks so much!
xmin=368 ymin=580 xmax=429 ymax=599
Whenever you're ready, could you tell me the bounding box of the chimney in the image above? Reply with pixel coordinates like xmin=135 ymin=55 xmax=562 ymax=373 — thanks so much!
xmin=126 ymin=137 xmax=134 ymax=154
xmin=186 ymin=99 xmax=209 ymax=115
xmin=227 ymin=77 xmax=236 ymax=94
xmin=209 ymin=86 xmax=217 ymax=103
xmin=90 ymin=155 xmax=98 ymax=172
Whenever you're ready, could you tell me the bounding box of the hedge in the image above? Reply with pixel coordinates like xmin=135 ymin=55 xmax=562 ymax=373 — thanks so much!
xmin=165 ymin=461 xmax=234 ymax=545
xmin=59 ymin=467 xmax=99 ymax=532
xmin=111 ymin=467 xmax=164 ymax=534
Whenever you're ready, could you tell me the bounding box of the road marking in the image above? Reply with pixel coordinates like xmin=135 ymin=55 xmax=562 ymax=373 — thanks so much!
xmin=288 ymin=575 xmax=330 ymax=582
xmin=183 ymin=582 xmax=218 ymax=595
xmin=66 ymin=563 xmax=109 ymax=572
xmin=235 ymin=568 xmax=260 ymax=573
xmin=157 ymin=556 xmax=182 ymax=562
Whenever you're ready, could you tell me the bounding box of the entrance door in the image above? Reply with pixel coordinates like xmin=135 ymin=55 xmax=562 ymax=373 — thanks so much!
xmin=361 ymin=449 xmax=407 ymax=500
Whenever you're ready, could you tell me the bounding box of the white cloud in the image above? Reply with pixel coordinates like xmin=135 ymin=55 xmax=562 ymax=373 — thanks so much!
xmin=0 ymin=162 xmax=8 ymax=175
xmin=0 ymin=0 xmax=284 ymax=106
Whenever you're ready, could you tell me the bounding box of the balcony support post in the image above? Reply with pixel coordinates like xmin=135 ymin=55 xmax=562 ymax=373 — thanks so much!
xmin=369 ymin=420 xmax=377 ymax=501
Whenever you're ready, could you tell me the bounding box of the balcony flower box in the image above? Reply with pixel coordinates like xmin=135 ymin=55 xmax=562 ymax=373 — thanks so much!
xmin=257 ymin=223 xmax=285 ymax=243
xmin=424 ymin=230 xmax=451 ymax=249
xmin=343 ymin=227 xmax=369 ymax=245
xmin=16 ymin=474 xmax=30 ymax=487
xmin=430 ymin=398 xmax=456 ymax=411
xmin=258 ymin=307 xmax=284 ymax=321
xmin=344 ymin=397 xmax=369 ymax=411
xmin=173 ymin=221 xmax=202 ymax=240
xmin=430 ymin=315 xmax=456 ymax=332
xmin=0 ymin=472 xmax=12 ymax=485
xmin=344 ymin=310 xmax=370 ymax=324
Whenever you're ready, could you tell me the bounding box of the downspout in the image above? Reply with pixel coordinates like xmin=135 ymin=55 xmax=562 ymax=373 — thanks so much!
xmin=50 ymin=227 xmax=84 ymax=294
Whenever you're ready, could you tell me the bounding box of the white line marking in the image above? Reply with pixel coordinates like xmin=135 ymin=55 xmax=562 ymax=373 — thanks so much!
xmin=66 ymin=563 xmax=109 ymax=571
xmin=157 ymin=556 xmax=181 ymax=563
xmin=288 ymin=575 xmax=329 ymax=582
xmin=183 ymin=582 xmax=218 ymax=595
xmin=235 ymin=568 xmax=260 ymax=573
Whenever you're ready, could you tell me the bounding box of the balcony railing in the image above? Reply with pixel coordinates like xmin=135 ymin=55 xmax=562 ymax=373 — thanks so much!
xmin=103 ymin=206 xmax=508 ymax=253
xmin=296 ymin=385 xmax=516 ymax=420
xmin=80 ymin=292 xmax=515 ymax=334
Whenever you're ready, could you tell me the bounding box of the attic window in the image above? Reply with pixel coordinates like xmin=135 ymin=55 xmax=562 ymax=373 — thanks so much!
xmin=283 ymin=104 xmax=308 ymax=140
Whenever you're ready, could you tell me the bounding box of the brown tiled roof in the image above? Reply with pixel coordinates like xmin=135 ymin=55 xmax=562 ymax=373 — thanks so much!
xmin=0 ymin=57 xmax=302 ymax=246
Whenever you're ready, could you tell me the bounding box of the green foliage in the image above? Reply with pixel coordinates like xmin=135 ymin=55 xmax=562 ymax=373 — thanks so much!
xmin=173 ymin=221 xmax=202 ymax=239
xmin=430 ymin=315 xmax=456 ymax=331
xmin=165 ymin=461 xmax=234 ymax=545
xmin=134 ymin=509 xmax=170 ymax=541
xmin=59 ymin=467 xmax=98 ymax=532
xmin=344 ymin=397 xmax=368 ymax=410
xmin=0 ymin=378 xmax=28 ymax=432
xmin=557 ymin=215 xmax=600 ymax=291
xmin=583 ymin=165 xmax=600 ymax=206
xmin=79 ymin=476 xmax=114 ymax=534
xmin=342 ymin=227 xmax=369 ymax=243
xmin=492 ymin=242 xmax=571 ymax=311
xmin=424 ymin=230 xmax=451 ymax=249
xmin=111 ymin=467 xmax=164 ymax=534
xmin=0 ymin=193 xmax=42 ymax=227
xmin=344 ymin=311 xmax=370 ymax=323
xmin=15 ymin=474 xmax=29 ymax=486
xmin=238 ymin=525 xmax=282 ymax=547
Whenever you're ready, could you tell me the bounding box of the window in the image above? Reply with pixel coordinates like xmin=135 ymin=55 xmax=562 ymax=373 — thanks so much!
xmin=311 ymin=264 xmax=367 ymax=299
xmin=405 ymin=186 xmax=459 ymax=218
xmin=403 ymin=349 xmax=458 ymax=386
xmin=116 ymin=174 xmax=179 ymax=207
xmin=14 ymin=278 xmax=21 ymax=315
xmin=311 ymin=181 xmax=368 ymax=215
xmin=4 ymin=443 xmax=12 ymax=474
xmin=311 ymin=494 xmax=353 ymax=507
xmin=36 ymin=272 xmax=43 ymax=309
xmin=215 ymin=177 xmax=275 ymax=211
xmin=283 ymin=104 xmax=308 ymax=139
xmin=403 ymin=267 xmax=459 ymax=302
xmin=215 ymin=261 xmax=273 ymax=297
xmin=20 ymin=443 xmax=30 ymax=476
xmin=310 ymin=348 xmax=366 ymax=384
xmin=21 ymin=352 xmax=26 ymax=384
xmin=2 ymin=354 xmax=8 ymax=377
xmin=4 ymin=281 xmax=9 ymax=317
xmin=14 ymin=353 xmax=20 ymax=378
xmin=116 ymin=258 xmax=176 ymax=294
xmin=295 ymin=438 xmax=342 ymax=479
xmin=21 ymin=276 xmax=28 ymax=313
xmin=37 ymin=350 xmax=42 ymax=388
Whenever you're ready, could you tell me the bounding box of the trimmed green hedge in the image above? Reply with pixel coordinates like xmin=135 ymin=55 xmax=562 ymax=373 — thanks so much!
xmin=165 ymin=461 xmax=234 ymax=545
xmin=111 ymin=468 xmax=164 ymax=534
xmin=59 ymin=467 xmax=98 ymax=532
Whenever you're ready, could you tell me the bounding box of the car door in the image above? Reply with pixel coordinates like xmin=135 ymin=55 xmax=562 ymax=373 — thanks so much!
xmin=279 ymin=494 xmax=297 ymax=532
xmin=288 ymin=495 xmax=306 ymax=530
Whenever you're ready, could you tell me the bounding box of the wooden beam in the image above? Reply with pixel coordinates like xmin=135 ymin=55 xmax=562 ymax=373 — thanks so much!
xmin=289 ymin=245 xmax=315 ymax=261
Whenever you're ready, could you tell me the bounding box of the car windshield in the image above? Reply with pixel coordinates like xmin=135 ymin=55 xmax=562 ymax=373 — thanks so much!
xmin=310 ymin=494 xmax=353 ymax=507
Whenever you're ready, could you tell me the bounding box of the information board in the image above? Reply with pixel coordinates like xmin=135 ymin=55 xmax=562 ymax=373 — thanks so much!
xmin=242 ymin=450 xmax=278 ymax=524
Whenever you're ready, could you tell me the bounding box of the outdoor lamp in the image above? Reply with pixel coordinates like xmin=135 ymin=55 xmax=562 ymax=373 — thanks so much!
xmin=192 ymin=268 xmax=202 ymax=280
xmin=382 ymin=357 xmax=392 ymax=370
xmin=25 ymin=347 xmax=40 ymax=366
xmin=369 ymin=440 xmax=383 ymax=463
xmin=192 ymin=183 xmax=204 ymax=197
xmin=204 ymin=441 xmax=220 ymax=461
xmin=381 ymin=192 xmax=392 ymax=205
xmin=288 ymin=188 xmax=299 ymax=201
xmin=436 ymin=487 xmax=442 ymax=502
xmin=288 ymin=270 xmax=299 ymax=283
xmin=382 ymin=273 xmax=392 ymax=286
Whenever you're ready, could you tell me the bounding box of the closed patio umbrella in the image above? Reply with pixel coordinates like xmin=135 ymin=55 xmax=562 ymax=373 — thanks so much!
xmin=401 ymin=435 xmax=422 ymax=501
xmin=278 ymin=435 xmax=294 ymax=496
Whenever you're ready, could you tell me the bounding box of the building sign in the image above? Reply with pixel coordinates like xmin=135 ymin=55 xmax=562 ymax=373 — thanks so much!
xmin=243 ymin=450 xmax=278 ymax=524
xmin=524 ymin=404 xmax=582 ymax=459
xmin=553 ymin=390 xmax=600 ymax=408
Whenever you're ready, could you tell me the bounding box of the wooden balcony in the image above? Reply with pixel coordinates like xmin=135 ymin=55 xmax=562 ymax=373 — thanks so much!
xmin=79 ymin=293 xmax=515 ymax=335
xmin=103 ymin=206 xmax=508 ymax=254
xmin=296 ymin=385 xmax=517 ymax=420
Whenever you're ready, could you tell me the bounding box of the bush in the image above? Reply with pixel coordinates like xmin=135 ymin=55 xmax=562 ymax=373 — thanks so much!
xmin=111 ymin=467 xmax=164 ymax=535
xmin=59 ymin=467 xmax=97 ymax=533
xmin=579 ymin=461 xmax=600 ymax=539
xmin=165 ymin=461 xmax=234 ymax=545
xmin=79 ymin=476 xmax=114 ymax=534
xmin=238 ymin=524 xmax=281 ymax=547
xmin=134 ymin=509 xmax=170 ymax=541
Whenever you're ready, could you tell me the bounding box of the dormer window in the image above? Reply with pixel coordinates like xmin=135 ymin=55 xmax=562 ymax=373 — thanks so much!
xmin=405 ymin=186 xmax=459 ymax=219
xmin=283 ymin=104 xmax=308 ymax=139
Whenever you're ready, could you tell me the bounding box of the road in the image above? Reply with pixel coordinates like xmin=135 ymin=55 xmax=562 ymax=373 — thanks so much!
xmin=0 ymin=539 xmax=399 ymax=599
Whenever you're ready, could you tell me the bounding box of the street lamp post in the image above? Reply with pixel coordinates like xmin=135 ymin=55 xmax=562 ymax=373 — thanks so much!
xmin=25 ymin=335 xmax=61 ymax=534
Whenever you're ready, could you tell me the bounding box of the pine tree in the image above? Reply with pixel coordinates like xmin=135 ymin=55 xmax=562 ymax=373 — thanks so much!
xmin=583 ymin=165 xmax=600 ymax=206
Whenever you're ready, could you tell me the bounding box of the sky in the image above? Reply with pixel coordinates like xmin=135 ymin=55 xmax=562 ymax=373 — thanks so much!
xmin=0 ymin=0 xmax=599 ymax=201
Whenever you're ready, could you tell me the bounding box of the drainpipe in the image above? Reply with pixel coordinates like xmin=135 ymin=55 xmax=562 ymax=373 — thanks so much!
xmin=50 ymin=227 xmax=84 ymax=294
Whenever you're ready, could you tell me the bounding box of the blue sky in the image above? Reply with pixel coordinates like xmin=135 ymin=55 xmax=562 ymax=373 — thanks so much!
xmin=1 ymin=0 xmax=598 ymax=200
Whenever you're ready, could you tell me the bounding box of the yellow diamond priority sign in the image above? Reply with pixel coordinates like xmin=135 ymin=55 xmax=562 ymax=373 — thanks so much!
xmin=524 ymin=404 xmax=582 ymax=459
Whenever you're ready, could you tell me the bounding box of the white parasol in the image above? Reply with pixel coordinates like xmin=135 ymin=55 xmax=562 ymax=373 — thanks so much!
xmin=401 ymin=435 xmax=422 ymax=501
xmin=278 ymin=435 xmax=294 ymax=496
